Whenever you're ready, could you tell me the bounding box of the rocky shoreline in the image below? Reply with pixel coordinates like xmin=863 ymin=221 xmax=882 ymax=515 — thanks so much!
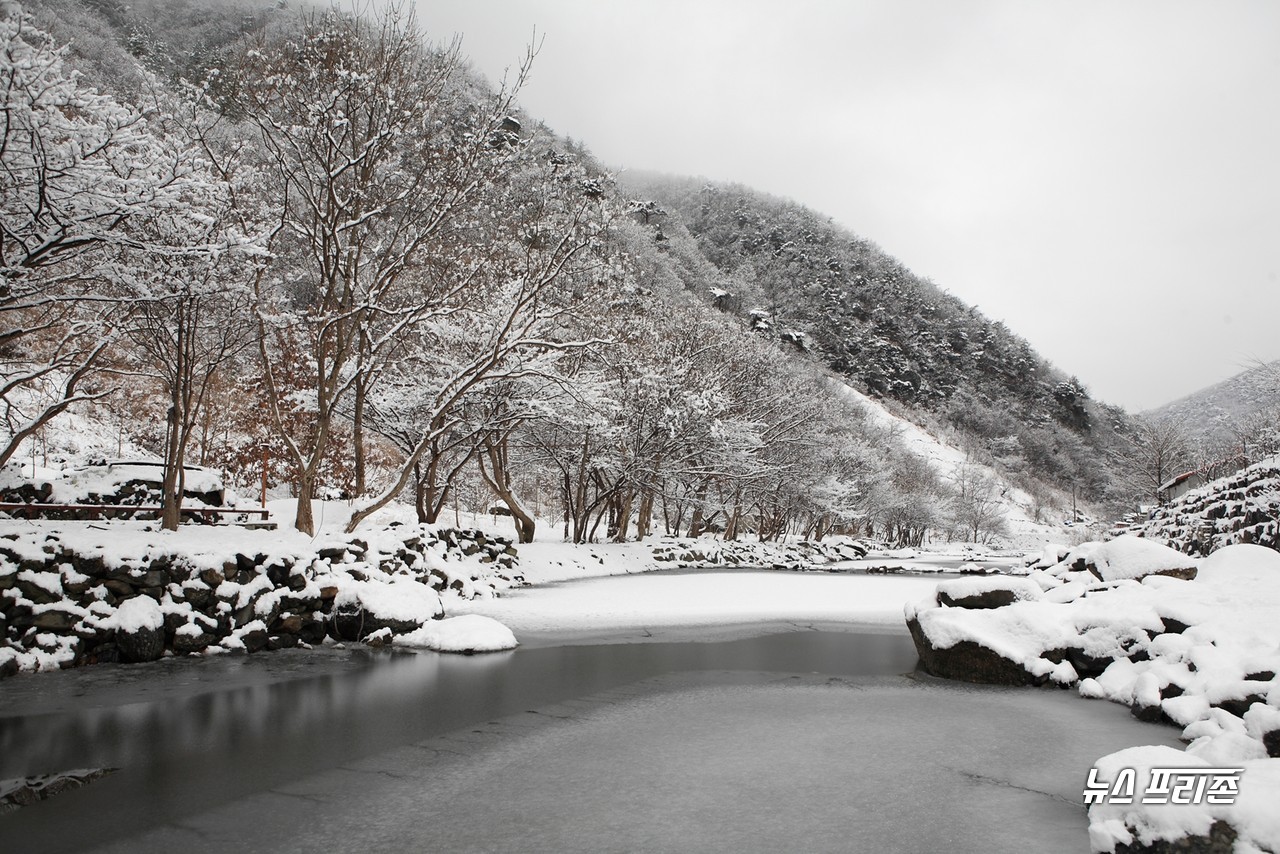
xmin=0 ymin=522 xmax=522 ymax=677
xmin=0 ymin=521 xmax=886 ymax=678
xmin=906 ymin=536 xmax=1280 ymax=853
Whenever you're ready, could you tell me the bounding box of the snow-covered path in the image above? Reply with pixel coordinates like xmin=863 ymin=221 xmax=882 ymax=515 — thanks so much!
xmin=449 ymin=570 xmax=941 ymax=645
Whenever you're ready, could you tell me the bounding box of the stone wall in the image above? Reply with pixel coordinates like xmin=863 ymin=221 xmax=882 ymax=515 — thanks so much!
xmin=0 ymin=526 xmax=521 ymax=678
xmin=1135 ymin=457 xmax=1280 ymax=556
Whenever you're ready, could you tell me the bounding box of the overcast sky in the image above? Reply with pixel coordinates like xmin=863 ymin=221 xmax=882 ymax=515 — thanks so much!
xmin=394 ymin=0 xmax=1280 ymax=412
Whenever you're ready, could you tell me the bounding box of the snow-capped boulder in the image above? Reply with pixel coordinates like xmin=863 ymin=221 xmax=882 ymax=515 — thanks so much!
xmin=935 ymin=576 xmax=1042 ymax=609
xmin=906 ymin=619 xmax=1038 ymax=684
xmin=330 ymin=577 xmax=444 ymax=642
xmin=1067 ymin=536 xmax=1198 ymax=582
xmin=905 ymin=598 xmax=1041 ymax=685
xmin=110 ymin=596 xmax=165 ymax=663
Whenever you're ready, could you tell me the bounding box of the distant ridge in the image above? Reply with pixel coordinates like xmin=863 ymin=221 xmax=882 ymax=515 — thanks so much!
xmin=1145 ymin=359 xmax=1280 ymax=444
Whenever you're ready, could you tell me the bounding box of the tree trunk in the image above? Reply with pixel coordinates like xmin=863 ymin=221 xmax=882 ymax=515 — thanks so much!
xmin=294 ymin=470 xmax=317 ymax=536
xmin=414 ymin=462 xmax=429 ymax=523
xmin=635 ymin=489 xmax=654 ymax=540
xmin=686 ymin=483 xmax=708 ymax=538
xmin=353 ymin=373 xmax=367 ymax=496
xmin=724 ymin=490 xmax=743 ymax=541
xmin=612 ymin=491 xmax=633 ymax=542
xmin=161 ymin=404 xmax=183 ymax=532
xmin=478 ymin=433 xmax=536 ymax=544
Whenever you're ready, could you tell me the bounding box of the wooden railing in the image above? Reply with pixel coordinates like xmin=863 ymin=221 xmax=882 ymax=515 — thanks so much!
xmin=0 ymin=503 xmax=270 ymax=523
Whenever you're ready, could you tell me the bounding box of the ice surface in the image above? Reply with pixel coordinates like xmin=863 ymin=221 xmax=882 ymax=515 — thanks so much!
xmin=63 ymin=672 xmax=1184 ymax=854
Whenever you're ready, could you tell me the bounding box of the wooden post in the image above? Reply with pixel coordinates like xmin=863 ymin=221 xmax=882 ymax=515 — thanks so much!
xmin=261 ymin=448 xmax=268 ymax=508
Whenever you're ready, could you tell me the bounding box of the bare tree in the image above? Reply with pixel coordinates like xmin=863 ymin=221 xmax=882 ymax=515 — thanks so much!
xmin=947 ymin=462 xmax=1007 ymax=543
xmin=123 ymin=216 xmax=256 ymax=528
xmin=1115 ymin=415 xmax=1195 ymax=504
xmin=231 ymin=7 xmax=535 ymax=533
xmin=0 ymin=13 xmax=203 ymax=465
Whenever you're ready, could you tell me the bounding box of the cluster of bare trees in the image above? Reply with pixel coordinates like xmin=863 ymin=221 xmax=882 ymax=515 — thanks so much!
xmin=2 ymin=8 xmax=604 ymax=533
xmin=2 ymin=6 xmax=1013 ymax=546
xmin=1115 ymin=408 xmax=1280 ymax=508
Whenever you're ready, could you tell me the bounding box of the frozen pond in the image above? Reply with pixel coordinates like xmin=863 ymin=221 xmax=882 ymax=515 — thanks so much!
xmin=0 ymin=572 xmax=1181 ymax=853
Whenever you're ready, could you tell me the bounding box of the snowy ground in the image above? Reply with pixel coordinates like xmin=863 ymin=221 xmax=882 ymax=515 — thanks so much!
xmin=833 ymin=381 xmax=1093 ymax=548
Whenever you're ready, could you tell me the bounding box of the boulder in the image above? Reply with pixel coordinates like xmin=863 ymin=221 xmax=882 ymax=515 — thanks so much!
xmin=1078 ymin=536 xmax=1198 ymax=582
xmin=330 ymin=606 xmax=423 ymax=642
xmin=938 ymin=587 xmax=1017 ymax=609
xmin=117 ymin=624 xmax=164 ymax=662
xmin=907 ymin=615 xmax=1035 ymax=685
xmin=112 ymin=597 xmax=165 ymax=663
xmin=266 ymin=633 xmax=297 ymax=651
xmin=935 ymin=577 xmax=1042 ymax=610
xmin=30 ymin=608 xmax=78 ymax=632
xmin=236 ymin=628 xmax=267 ymax=653
xmin=298 ymin=618 xmax=327 ymax=645
xmin=172 ymin=630 xmax=215 ymax=655
xmin=1042 ymin=646 xmax=1113 ymax=679
xmin=1111 ymin=819 xmax=1236 ymax=854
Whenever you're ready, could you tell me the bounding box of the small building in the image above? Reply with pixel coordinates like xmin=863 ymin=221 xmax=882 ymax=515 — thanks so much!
xmin=1157 ymin=470 xmax=1206 ymax=505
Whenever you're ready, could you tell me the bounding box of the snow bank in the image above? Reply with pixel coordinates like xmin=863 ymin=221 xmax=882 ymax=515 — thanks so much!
xmin=397 ymin=615 xmax=518 ymax=653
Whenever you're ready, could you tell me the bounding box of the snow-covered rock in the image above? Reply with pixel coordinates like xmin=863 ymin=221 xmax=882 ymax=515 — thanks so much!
xmin=935 ymin=576 xmax=1043 ymax=609
xmin=1076 ymin=536 xmax=1199 ymax=582
xmin=907 ymin=540 xmax=1280 ymax=852
xmin=0 ymin=520 xmax=524 ymax=675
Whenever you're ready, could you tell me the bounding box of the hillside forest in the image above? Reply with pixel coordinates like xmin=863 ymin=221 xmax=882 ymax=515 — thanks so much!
xmin=5 ymin=0 xmax=1275 ymax=545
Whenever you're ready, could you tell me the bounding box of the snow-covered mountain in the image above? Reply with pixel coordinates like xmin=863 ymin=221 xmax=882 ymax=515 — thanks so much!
xmin=1145 ymin=359 xmax=1280 ymax=445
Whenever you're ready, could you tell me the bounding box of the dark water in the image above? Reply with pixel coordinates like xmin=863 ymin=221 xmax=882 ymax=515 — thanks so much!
xmin=0 ymin=631 xmax=919 ymax=853
xmin=1 ymin=622 xmax=1186 ymax=854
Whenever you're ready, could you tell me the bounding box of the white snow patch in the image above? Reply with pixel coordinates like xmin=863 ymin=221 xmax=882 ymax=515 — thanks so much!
xmin=397 ymin=615 xmax=518 ymax=653
xmin=108 ymin=596 xmax=163 ymax=633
